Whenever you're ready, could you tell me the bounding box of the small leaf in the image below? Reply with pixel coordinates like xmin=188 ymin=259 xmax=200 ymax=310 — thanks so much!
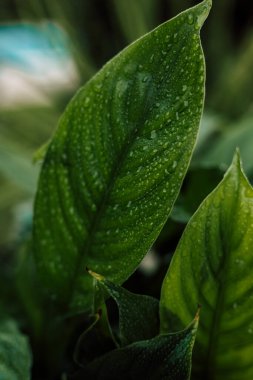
xmin=89 ymin=270 xmax=159 ymax=346
xmin=160 ymin=151 xmax=253 ymax=378
xmin=71 ymin=314 xmax=199 ymax=380
xmin=73 ymin=308 xmax=115 ymax=367
xmin=33 ymin=0 xmax=211 ymax=312
xmin=0 ymin=319 xmax=32 ymax=380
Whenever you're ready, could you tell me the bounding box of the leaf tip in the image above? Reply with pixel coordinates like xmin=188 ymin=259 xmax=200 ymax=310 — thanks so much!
xmin=195 ymin=304 xmax=201 ymax=321
xmin=87 ymin=268 xmax=104 ymax=282
xmin=195 ymin=0 xmax=212 ymax=30
xmin=232 ymin=147 xmax=241 ymax=165
xmin=229 ymin=148 xmax=242 ymax=175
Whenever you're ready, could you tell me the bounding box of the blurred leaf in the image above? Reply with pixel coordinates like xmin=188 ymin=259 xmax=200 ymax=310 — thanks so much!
xmin=0 ymin=107 xmax=58 ymax=149
xmin=160 ymin=151 xmax=253 ymax=378
xmin=211 ymin=33 xmax=253 ymax=118
xmin=0 ymin=136 xmax=38 ymax=194
xmin=196 ymin=113 xmax=253 ymax=174
xmin=0 ymin=106 xmax=59 ymax=243
xmin=0 ymin=319 xmax=32 ymax=380
xmin=112 ymin=0 xmax=158 ymax=43
xmin=170 ymin=167 xmax=223 ymax=223
xmin=193 ymin=112 xmax=223 ymax=155
xmin=15 ymin=246 xmax=44 ymax=339
xmin=33 ymin=1 xmax=211 ymax=313
xmin=72 ymin=314 xmax=199 ymax=380
xmin=90 ymin=270 xmax=159 ymax=346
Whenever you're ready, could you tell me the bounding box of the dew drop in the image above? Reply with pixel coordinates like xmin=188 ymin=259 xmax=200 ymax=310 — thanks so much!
xmin=84 ymin=97 xmax=90 ymax=107
xmin=187 ymin=14 xmax=194 ymax=25
xmin=95 ymin=83 xmax=102 ymax=92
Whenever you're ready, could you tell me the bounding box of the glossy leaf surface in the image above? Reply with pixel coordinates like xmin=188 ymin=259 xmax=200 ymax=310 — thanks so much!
xmin=160 ymin=152 xmax=253 ymax=379
xmin=72 ymin=316 xmax=199 ymax=380
xmin=0 ymin=319 xmax=32 ymax=380
xmin=90 ymin=270 xmax=159 ymax=346
xmin=33 ymin=0 xmax=211 ymax=312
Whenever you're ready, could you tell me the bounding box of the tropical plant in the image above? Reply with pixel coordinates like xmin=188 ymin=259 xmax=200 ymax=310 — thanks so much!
xmin=1 ymin=0 xmax=253 ymax=379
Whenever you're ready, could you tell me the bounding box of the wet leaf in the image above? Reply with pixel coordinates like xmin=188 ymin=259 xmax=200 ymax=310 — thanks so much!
xmin=89 ymin=270 xmax=159 ymax=346
xmin=33 ymin=0 xmax=211 ymax=312
xmin=160 ymin=151 xmax=253 ymax=379
xmin=72 ymin=314 xmax=199 ymax=380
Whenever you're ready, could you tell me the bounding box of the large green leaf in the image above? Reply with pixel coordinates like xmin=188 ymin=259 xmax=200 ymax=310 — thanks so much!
xmin=160 ymin=151 xmax=253 ymax=379
xmin=33 ymin=0 xmax=211 ymax=312
xmin=72 ymin=314 xmax=199 ymax=380
xmin=0 ymin=319 xmax=32 ymax=380
xmin=89 ymin=270 xmax=159 ymax=346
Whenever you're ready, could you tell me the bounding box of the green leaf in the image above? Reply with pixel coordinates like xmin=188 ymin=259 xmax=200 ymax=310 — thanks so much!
xmin=196 ymin=112 xmax=253 ymax=175
xmin=160 ymin=151 xmax=253 ymax=379
xmin=89 ymin=270 xmax=159 ymax=346
xmin=0 ymin=319 xmax=32 ymax=380
xmin=73 ymin=308 xmax=115 ymax=367
xmin=33 ymin=0 xmax=211 ymax=312
xmin=72 ymin=314 xmax=199 ymax=380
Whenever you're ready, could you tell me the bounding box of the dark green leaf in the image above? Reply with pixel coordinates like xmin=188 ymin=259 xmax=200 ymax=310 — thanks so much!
xmin=0 ymin=319 xmax=32 ymax=380
xmin=72 ymin=314 xmax=199 ymax=380
xmin=33 ymin=0 xmax=211 ymax=312
xmin=89 ymin=270 xmax=159 ymax=346
xmin=73 ymin=308 xmax=115 ymax=367
xmin=160 ymin=151 xmax=253 ymax=379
